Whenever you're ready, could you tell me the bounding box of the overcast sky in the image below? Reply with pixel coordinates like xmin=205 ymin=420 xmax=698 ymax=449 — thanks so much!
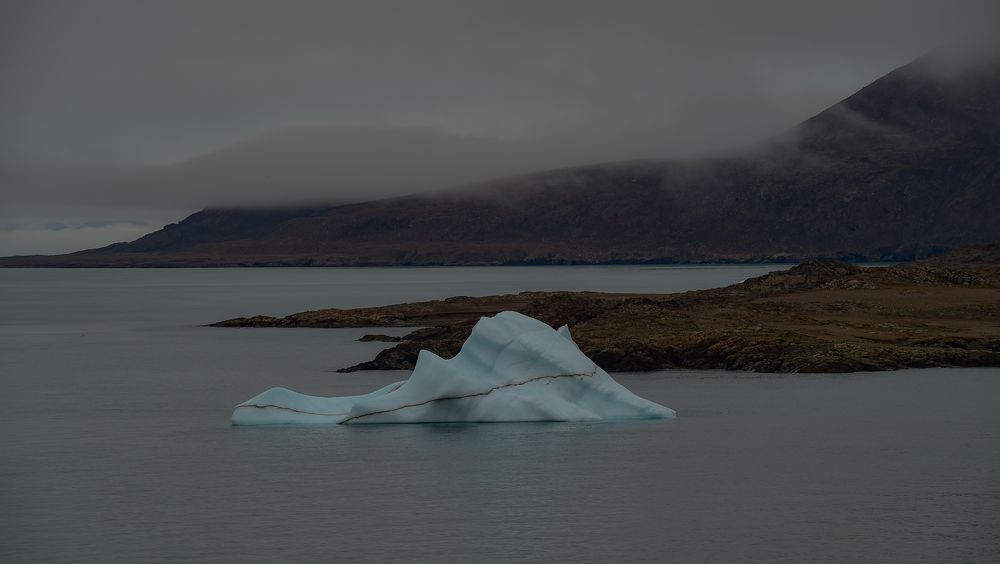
xmin=1 ymin=0 xmax=997 ymax=254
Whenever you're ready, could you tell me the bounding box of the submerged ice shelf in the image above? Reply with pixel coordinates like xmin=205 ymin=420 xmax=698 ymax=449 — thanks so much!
xmin=232 ymin=311 xmax=675 ymax=425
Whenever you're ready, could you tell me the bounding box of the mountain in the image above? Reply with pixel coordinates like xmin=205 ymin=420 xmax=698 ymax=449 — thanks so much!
xmin=3 ymin=53 xmax=999 ymax=267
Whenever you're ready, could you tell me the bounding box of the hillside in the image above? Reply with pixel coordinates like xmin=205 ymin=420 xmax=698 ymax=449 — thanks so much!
xmin=3 ymin=53 xmax=998 ymax=267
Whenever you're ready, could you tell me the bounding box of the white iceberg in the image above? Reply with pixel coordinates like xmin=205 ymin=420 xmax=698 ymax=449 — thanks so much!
xmin=232 ymin=311 xmax=675 ymax=425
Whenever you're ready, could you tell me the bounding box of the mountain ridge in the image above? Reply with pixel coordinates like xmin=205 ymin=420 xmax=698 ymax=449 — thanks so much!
xmin=3 ymin=54 xmax=998 ymax=267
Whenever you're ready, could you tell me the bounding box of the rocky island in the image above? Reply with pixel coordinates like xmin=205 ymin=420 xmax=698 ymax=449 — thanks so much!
xmin=212 ymin=245 xmax=1000 ymax=373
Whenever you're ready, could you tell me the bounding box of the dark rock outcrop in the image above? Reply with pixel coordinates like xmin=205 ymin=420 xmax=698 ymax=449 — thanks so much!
xmin=357 ymin=334 xmax=404 ymax=342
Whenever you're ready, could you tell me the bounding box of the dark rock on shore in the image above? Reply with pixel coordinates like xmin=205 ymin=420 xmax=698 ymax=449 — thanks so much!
xmin=356 ymin=334 xmax=404 ymax=342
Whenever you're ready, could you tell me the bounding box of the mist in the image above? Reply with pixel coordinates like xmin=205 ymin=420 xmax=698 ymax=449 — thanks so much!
xmin=1 ymin=0 xmax=998 ymax=255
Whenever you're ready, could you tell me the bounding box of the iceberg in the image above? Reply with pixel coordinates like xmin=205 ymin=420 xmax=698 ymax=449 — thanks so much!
xmin=232 ymin=311 xmax=675 ymax=425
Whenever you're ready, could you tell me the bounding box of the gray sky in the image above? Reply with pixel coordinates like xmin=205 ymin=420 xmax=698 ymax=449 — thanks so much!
xmin=1 ymin=0 xmax=997 ymax=254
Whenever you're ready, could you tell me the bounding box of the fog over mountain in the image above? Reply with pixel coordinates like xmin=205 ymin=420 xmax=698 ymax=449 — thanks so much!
xmin=1 ymin=0 xmax=998 ymax=254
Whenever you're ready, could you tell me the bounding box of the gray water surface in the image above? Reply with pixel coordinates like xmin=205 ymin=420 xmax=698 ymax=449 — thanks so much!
xmin=1 ymin=267 xmax=997 ymax=563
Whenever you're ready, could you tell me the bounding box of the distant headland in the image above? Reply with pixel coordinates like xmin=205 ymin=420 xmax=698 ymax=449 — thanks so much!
xmin=211 ymin=244 xmax=1000 ymax=374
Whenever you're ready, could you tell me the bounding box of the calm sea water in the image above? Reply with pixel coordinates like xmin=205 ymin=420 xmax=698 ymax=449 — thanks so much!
xmin=0 ymin=266 xmax=997 ymax=563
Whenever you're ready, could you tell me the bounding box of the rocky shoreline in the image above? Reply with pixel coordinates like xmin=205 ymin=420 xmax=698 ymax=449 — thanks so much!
xmin=211 ymin=245 xmax=1000 ymax=373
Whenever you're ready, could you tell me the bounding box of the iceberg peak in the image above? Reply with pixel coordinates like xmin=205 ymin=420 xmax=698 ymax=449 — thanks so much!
xmin=232 ymin=311 xmax=675 ymax=425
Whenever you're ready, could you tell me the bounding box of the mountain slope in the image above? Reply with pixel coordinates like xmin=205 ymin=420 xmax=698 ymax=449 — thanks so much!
xmin=4 ymin=53 xmax=999 ymax=266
